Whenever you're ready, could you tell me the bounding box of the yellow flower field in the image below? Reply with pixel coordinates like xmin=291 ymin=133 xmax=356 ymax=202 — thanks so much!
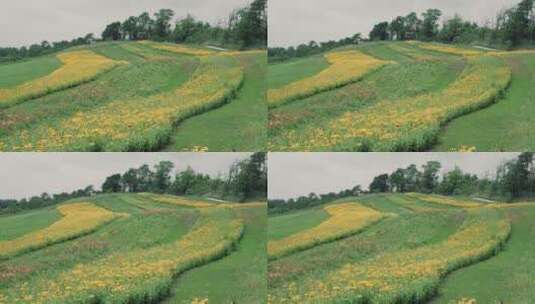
xmin=139 ymin=193 xmax=215 ymax=208
xmin=386 ymin=43 xmax=438 ymax=61
xmin=268 ymin=203 xmax=385 ymax=260
xmin=0 ymin=53 xmax=244 ymax=151
xmin=269 ymin=53 xmax=511 ymax=151
xmin=269 ymin=207 xmax=510 ymax=303
xmin=0 ymin=203 xmax=118 ymax=259
xmin=0 ymin=206 xmax=244 ymax=304
xmin=0 ymin=50 xmax=123 ymax=108
xmin=141 ymin=41 xmax=215 ymax=56
xmin=407 ymin=193 xmax=483 ymax=208
xmin=267 ymin=50 xmax=390 ymax=108
xmin=411 ymin=41 xmax=483 ymax=56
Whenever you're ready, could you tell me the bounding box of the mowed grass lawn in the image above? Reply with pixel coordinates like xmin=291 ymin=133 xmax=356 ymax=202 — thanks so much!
xmin=432 ymin=204 xmax=535 ymax=303
xmin=0 ymin=56 xmax=62 ymax=88
xmin=0 ymin=194 xmax=267 ymax=303
xmin=267 ymin=194 xmax=535 ymax=303
xmin=165 ymin=204 xmax=267 ymax=304
xmin=164 ymin=51 xmax=267 ymax=152
xmin=435 ymin=52 xmax=535 ymax=151
xmin=268 ymin=55 xmax=330 ymax=89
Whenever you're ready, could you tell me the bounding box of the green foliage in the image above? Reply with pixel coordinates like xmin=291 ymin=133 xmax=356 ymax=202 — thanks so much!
xmin=268 ymin=34 xmax=361 ymax=63
xmin=370 ymin=22 xmax=390 ymax=41
xmin=362 ymin=1 xmax=535 ymax=48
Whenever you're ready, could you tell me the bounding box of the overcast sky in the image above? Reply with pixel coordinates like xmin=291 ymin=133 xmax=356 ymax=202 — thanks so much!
xmin=0 ymin=0 xmax=251 ymax=47
xmin=268 ymin=153 xmax=519 ymax=199
xmin=269 ymin=0 xmax=520 ymax=47
xmin=0 ymin=153 xmax=250 ymax=200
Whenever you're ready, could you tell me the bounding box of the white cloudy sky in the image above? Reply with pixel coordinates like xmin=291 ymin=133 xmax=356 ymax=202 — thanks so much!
xmin=0 ymin=0 xmax=251 ymax=47
xmin=268 ymin=153 xmax=519 ymax=199
xmin=0 ymin=153 xmax=250 ymax=200
xmin=269 ymin=0 xmax=520 ymax=47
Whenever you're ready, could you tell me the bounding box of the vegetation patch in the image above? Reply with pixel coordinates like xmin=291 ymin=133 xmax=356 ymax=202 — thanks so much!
xmin=0 ymin=50 xmax=124 ymax=109
xmin=269 ymin=204 xmax=510 ymax=304
xmin=268 ymin=203 xmax=385 ymax=260
xmin=267 ymin=50 xmax=390 ymax=108
xmin=0 ymin=51 xmax=244 ymax=151
xmin=269 ymin=51 xmax=511 ymax=151
xmin=0 ymin=202 xmax=119 ymax=260
xmin=0 ymin=196 xmax=244 ymax=303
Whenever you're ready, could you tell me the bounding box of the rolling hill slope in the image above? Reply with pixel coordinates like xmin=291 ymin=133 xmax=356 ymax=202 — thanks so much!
xmin=268 ymin=193 xmax=534 ymax=303
xmin=0 ymin=42 xmax=266 ymax=152
xmin=0 ymin=193 xmax=266 ymax=304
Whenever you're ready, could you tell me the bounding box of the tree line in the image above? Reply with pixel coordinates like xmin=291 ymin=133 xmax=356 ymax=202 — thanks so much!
xmin=0 ymin=153 xmax=266 ymax=215
xmin=369 ymin=0 xmax=535 ymax=48
xmin=268 ymin=153 xmax=535 ymax=214
xmin=0 ymin=0 xmax=266 ymax=63
xmin=102 ymin=1 xmax=266 ymax=48
xmin=267 ymin=33 xmax=362 ymax=63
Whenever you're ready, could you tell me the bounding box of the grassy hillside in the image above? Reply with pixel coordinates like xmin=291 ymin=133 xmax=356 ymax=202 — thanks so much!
xmin=163 ymin=50 xmax=267 ymax=151
xmin=268 ymin=41 xmax=535 ymax=151
xmin=435 ymin=52 xmax=535 ymax=151
xmin=268 ymin=193 xmax=533 ymax=303
xmin=0 ymin=42 xmax=265 ymax=152
xmin=0 ymin=193 xmax=267 ymax=303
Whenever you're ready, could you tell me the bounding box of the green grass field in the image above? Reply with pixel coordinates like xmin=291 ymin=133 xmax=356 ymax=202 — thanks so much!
xmin=268 ymin=41 xmax=534 ymax=152
xmin=268 ymin=55 xmax=330 ymax=89
xmin=0 ymin=207 xmax=61 ymax=241
xmin=164 ymin=51 xmax=267 ymax=151
xmin=0 ymin=193 xmax=267 ymax=303
xmin=431 ymin=205 xmax=535 ymax=303
xmin=0 ymin=56 xmax=62 ymax=88
xmin=0 ymin=42 xmax=266 ymax=151
xmin=268 ymin=193 xmax=534 ymax=303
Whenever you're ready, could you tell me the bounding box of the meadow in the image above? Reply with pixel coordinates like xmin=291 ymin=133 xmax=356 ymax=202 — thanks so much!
xmin=268 ymin=41 xmax=535 ymax=151
xmin=0 ymin=193 xmax=266 ymax=303
xmin=0 ymin=42 xmax=266 ymax=152
xmin=268 ymin=193 xmax=535 ymax=303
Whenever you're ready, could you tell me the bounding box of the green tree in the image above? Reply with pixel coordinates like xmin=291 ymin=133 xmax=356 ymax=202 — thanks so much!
xmin=102 ymin=174 xmax=123 ymax=193
xmin=390 ymin=16 xmax=407 ymax=40
xmin=389 ymin=168 xmax=407 ymax=192
xmin=153 ymin=161 xmax=174 ymax=193
xmin=153 ymin=9 xmax=175 ymax=40
xmin=421 ymin=161 xmax=442 ymax=193
xmin=122 ymin=16 xmax=139 ymax=40
xmin=370 ymin=174 xmax=390 ymax=193
xmin=421 ymin=9 xmax=442 ymax=40
xmin=122 ymin=168 xmax=139 ymax=192
xmin=102 ymin=22 xmax=122 ymax=40
xmin=370 ymin=22 xmax=390 ymax=40
xmin=404 ymin=12 xmax=421 ymax=40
